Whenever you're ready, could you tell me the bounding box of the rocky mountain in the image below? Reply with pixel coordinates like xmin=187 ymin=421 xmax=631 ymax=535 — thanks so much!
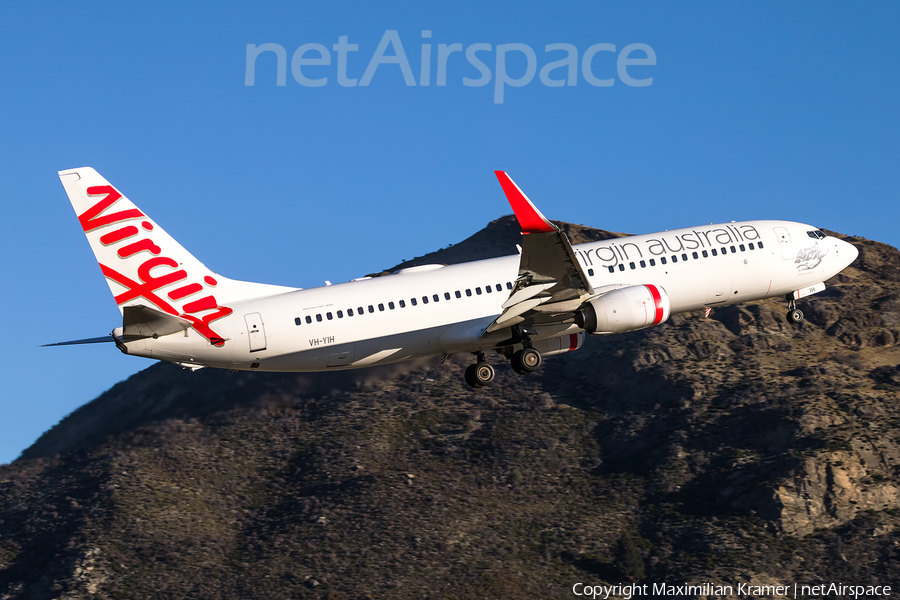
xmin=1 ymin=217 xmax=899 ymax=599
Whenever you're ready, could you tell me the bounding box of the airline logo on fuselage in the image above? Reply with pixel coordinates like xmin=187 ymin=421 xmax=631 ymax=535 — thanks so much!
xmin=80 ymin=185 xmax=232 ymax=346
xmin=795 ymin=244 xmax=828 ymax=271
xmin=574 ymin=224 xmax=762 ymax=269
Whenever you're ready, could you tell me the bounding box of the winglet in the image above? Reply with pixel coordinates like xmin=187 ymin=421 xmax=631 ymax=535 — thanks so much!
xmin=494 ymin=171 xmax=558 ymax=234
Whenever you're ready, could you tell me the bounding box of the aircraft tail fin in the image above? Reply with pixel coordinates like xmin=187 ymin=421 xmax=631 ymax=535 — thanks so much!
xmin=58 ymin=167 xmax=295 ymax=344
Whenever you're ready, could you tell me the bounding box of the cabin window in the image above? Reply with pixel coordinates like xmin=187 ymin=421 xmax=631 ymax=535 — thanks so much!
xmin=749 ymin=243 xmax=755 ymax=250
xmin=730 ymin=245 xmax=736 ymax=253
xmin=455 ymin=290 xmax=461 ymax=298
xmin=388 ymin=302 xmax=395 ymax=310
xmin=661 ymin=257 xmax=667 ymax=265
xmin=410 ymin=298 xmax=417 ymax=306
xmin=326 ymin=312 xmax=333 ymax=320
xmin=720 ymin=247 xmax=727 ymax=255
xmin=671 ymin=255 xmax=678 ymax=263
xmin=466 ymin=289 xmax=472 ymax=297
xmin=608 ymin=266 xmax=615 ymax=273
xmin=368 ymin=305 xmax=374 ymax=313
xmin=618 ymin=264 xmax=625 ymax=271
xmin=378 ymin=303 xmax=385 ymax=311
xmin=682 ymin=253 xmax=688 ymax=261
xmin=348 ymin=308 xmax=354 ymax=316
xmin=294 ymin=317 xmax=302 ymax=326
xmin=739 ymin=244 xmax=745 ymax=251
xmin=692 ymin=252 xmax=699 ymax=259
xmin=399 ymin=300 xmax=406 ymax=308
xmin=702 ymin=250 xmax=708 ymax=258
xmin=316 ymin=314 xmax=322 ymax=322
xmin=485 ymin=285 xmax=492 ymax=293
xmin=506 ymin=282 xmax=513 ymax=290
xmin=629 ymin=262 xmax=636 ymax=270
xmin=758 ymin=241 xmax=765 ymax=248
xmin=337 ymin=310 xmax=343 ymax=318
xmin=649 ymin=259 xmax=655 ymax=267
xmin=444 ymin=292 xmax=451 ymax=300
xmin=496 ymin=284 xmax=502 ymax=292
xmin=711 ymin=249 xmax=717 ymax=256
xmin=306 ymin=315 xmax=312 ymax=324
xmin=639 ymin=260 xmax=646 ymax=268
xmin=423 ymin=296 xmax=429 ymax=304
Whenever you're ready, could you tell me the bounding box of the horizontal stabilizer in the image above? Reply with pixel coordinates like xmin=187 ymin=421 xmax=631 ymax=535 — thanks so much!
xmin=123 ymin=305 xmax=192 ymax=339
xmin=41 ymin=336 xmax=113 ymax=347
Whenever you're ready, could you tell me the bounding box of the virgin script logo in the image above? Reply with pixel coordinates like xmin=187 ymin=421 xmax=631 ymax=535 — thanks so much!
xmin=80 ymin=185 xmax=232 ymax=346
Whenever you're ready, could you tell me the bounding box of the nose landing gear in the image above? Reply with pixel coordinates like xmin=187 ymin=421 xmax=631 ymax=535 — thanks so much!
xmin=785 ymin=294 xmax=804 ymax=324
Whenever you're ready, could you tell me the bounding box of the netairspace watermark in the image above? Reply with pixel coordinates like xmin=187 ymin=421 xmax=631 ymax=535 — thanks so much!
xmin=245 ymin=30 xmax=656 ymax=104
xmin=572 ymin=582 xmax=893 ymax=599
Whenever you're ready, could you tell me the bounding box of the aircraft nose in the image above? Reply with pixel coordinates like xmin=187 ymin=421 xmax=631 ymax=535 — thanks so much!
xmin=837 ymin=237 xmax=859 ymax=268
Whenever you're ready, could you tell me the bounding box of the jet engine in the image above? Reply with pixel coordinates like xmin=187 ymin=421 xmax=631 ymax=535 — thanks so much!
xmin=574 ymin=284 xmax=671 ymax=334
xmin=532 ymin=332 xmax=585 ymax=357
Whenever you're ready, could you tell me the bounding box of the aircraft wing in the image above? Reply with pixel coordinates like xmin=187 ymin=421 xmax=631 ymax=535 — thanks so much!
xmin=486 ymin=172 xmax=595 ymax=333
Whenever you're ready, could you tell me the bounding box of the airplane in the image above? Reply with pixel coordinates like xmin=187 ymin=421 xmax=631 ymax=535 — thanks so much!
xmin=47 ymin=167 xmax=858 ymax=388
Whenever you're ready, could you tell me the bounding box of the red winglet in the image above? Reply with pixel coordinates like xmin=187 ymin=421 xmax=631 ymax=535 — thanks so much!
xmin=494 ymin=171 xmax=558 ymax=234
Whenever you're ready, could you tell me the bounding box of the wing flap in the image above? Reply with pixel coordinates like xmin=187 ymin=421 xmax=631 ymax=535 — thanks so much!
xmin=501 ymin=282 xmax=556 ymax=309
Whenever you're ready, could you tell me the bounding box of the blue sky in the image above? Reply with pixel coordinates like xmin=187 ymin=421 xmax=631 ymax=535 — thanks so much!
xmin=1 ymin=2 xmax=898 ymax=464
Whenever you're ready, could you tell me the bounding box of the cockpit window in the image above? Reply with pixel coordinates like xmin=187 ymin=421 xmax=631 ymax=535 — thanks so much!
xmin=808 ymin=230 xmax=826 ymax=240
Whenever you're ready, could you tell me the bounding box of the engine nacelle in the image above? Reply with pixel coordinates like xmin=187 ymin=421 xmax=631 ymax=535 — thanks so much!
xmin=575 ymin=284 xmax=671 ymax=334
xmin=532 ymin=332 xmax=585 ymax=357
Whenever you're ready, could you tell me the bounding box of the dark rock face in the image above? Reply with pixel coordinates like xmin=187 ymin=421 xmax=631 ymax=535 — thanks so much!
xmin=2 ymin=225 xmax=899 ymax=599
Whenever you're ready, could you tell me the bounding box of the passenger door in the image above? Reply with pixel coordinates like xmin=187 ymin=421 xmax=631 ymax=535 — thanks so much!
xmin=244 ymin=313 xmax=267 ymax=352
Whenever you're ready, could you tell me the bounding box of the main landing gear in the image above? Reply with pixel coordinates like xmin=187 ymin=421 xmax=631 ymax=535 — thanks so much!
xmin=511 ymin=347 xmax=542 ymax=374
xmin=464 ymin=343 xmax=545 ymax=389
xmin=464 ymin=352 xmax=495 ymax=388
xmin=785 ymin=294 xmax=804 ymax=324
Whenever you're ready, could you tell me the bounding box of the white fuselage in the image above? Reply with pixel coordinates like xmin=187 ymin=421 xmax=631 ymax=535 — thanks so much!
xmin=122 ymin=220 xmax=857 ymax=372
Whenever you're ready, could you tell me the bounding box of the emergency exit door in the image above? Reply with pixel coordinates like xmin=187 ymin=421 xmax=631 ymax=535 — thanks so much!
xmin=244 ymin=313 xmax=267 ymax=352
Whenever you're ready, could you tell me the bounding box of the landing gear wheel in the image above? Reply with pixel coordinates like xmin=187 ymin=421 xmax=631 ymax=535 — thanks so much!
xmin=512 ymin=347 xmax=542 ymax=374
xmin=465 ymin=362 xmax=495 ymax=388
xmin=464 ymin=365 xmax=479 ymax=388
xmin=787 ymin=308 xmax=804 ymax=324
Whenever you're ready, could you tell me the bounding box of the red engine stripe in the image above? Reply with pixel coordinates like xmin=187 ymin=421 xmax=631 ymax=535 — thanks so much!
xmin=569 ymin=333 xmax=578 ymax=351
xmin=646 ymin=285 xmax=665 ymax=325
